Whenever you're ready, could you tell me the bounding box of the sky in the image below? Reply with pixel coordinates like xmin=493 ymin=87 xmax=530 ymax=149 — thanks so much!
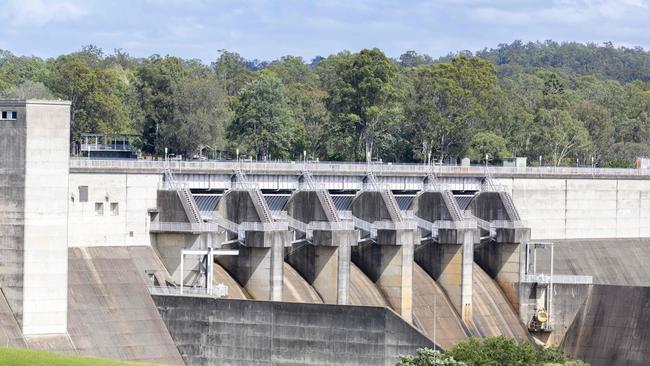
xmin=0 ymin=0 xmax=649 ymax=63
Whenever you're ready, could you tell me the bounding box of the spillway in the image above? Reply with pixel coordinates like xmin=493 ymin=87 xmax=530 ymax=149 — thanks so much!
xmin=472 ymin=263 xmax=530 ymax=340
xmin=412 ymin=263 xmax=469 ymax=349
xmin=349 ymin=263 xmax=388 ymax=307
xmin=282 ymin=262 xmax=323 ymax=303
xmin=212 ymin=263 xmax=251 ymax=300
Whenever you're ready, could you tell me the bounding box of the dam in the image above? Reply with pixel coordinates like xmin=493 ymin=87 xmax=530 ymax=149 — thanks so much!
xmin=1 ymin=100 xmax=650 ymax=365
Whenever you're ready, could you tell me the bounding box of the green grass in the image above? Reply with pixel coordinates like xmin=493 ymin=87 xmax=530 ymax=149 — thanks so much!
xmin=0 ymin=347 xmax=164 ymax=366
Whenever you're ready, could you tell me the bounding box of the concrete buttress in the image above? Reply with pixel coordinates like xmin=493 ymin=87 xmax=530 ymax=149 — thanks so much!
xmin=411 ymin=191 xmax=476 ymax=321
xmin=470 ymin=191 xmax=530 ymax=321
xmin=284 ymin=190 xmax=356 ymax=304
xmin=215 ymin=189 xmax=291 ymax=301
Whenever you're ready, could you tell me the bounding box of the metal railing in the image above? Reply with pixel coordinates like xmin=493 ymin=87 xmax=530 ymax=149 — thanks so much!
xmin=150 ymin=221 xmax=288 ymax=234
xmin=520 ymin=274 xmax=593 ymax=285
xmin=70 ymin=158 xmax=650 ymax=178
xmin=403 ymin=211 xmax=477 ymax=231
xmin=148 ymin=284 xmax=229 ymax=298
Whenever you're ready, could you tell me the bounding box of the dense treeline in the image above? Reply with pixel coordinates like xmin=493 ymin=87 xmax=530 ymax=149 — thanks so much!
xmin=1 ymin=41 xmax=650 ymax=167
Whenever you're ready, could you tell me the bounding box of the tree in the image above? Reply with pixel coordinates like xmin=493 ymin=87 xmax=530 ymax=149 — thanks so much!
xmin=135 ymin=56 xmax=187 ymax=154
xmin=468 ymin=132 xmax=510 ymax=163
xmin=227 ymin=73 xmax=299 ymax=160
xmin=406 ymin=56 xmax=499 ymax=163
xmin=169 ymin=73 xmax=229 ymax=157
xmin=47 ymin=53 xmax=130 ymax=140
xmin=397 ymin=348 xmax=466 ymax=366
xmin=0 ymin=50 xmax=48 ymax=93
xmin=266 ymin=56 xmax=328 ymax=158
xmin=533 ymin=109 xmax=591 ymax=166
xmin=399 ymin=51 xmax=434 ymax=67
xmin=447 ymin=336 xmax=578 ymax=366
xmin=2 ymin=80 xmax=54 ymax=99
xmin=213 ymin=50 xmax=255 ymax=96
xmin=321 ymin=48 xmax=401 ymax=162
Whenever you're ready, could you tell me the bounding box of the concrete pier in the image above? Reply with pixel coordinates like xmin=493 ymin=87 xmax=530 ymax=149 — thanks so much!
xmin=151 ymin=190 xmax=215 ymax=286
xmin=470 ymin=191 xmax=530 ymax=318
xmin=215 ymin=189 xmax=290 ymax=301
xmin=350 ymin=190 xmax=416 ymax=322
xmin=411 ymin=191 xmax=476 ymax=321
xmin=284 ymin=190 xmax=356 ymax=304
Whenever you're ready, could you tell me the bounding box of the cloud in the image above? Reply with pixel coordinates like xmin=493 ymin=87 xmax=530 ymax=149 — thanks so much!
xmin=0 ymin=0 xmax=87 ymax=27
xmin=0 ymin=0 xmax=649 ymax=61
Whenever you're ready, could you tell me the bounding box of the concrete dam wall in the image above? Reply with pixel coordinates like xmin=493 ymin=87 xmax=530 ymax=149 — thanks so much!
xmin=527 ymin=238 xmax=650 ymax=366
xmin=562 ymin=285 xmax=650 ymax=366
xmin=153 ymin=295 xmax=435 ymax=366
xmin=67 ymin=246 xmax=184 ymax=365
xmin=496 ymin=177 xmax=650 ymax=240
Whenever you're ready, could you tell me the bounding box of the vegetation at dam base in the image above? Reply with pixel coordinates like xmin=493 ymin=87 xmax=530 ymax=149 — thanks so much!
xmin=2 ymin=41 xmax=650 ymax=167
xmin=0 ymin=347 xmax=161 ymax=366
xmin=398 ymin=336 xmax=589 ymax=366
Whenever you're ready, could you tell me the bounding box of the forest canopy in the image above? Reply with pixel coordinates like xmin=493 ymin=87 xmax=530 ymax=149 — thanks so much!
xmin=2 ymin=41 xmax=650 ymax=167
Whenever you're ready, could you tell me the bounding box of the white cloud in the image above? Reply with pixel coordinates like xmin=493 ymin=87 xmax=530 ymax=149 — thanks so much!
xmin=0 ymin=0 xmax=87 ymax=27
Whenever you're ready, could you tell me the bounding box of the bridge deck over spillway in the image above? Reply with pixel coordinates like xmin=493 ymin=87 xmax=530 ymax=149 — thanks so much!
xmin=70 ymin=158 xmax=650 ymax=179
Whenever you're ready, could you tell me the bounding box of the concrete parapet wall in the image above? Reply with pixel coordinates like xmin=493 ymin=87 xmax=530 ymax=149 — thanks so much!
xmin=153 ymin=295 xmax=434 ymax=366
xmin=497 ymin=177 xmax=650 ymax=239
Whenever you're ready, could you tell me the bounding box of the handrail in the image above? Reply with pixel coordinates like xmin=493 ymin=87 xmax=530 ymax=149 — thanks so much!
xmin=520 ymin=274 xmax=592 ymax=285
xmin=149 ymin=285 xmax=229 ymax=298
xmin=70 ymin=159 xmax=650 ymax=178
xmin=150 ymin=221 xmax=288 ymax=234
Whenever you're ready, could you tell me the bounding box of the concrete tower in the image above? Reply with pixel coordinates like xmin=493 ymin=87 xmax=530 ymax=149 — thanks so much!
xmin=0 ymin=100 xmax=70 ymax=335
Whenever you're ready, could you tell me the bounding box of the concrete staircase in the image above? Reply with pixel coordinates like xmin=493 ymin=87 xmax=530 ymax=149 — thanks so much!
xmin=442 ymin=190 xmax=464 ymax=221
xmin=381 ymin=190 xmax=403 ymax=222
xmin=164 ymin=163 xmax=202 ymax=224
xmin=499 ymin=191 xmax=521 ymax=221
xmin=250 ymin=189 xmax=273 ymax=223
xmin=317 ymin=190 xmax=340 ymax=222
xmin=178 ymin=187 xmax=202 ymax=224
